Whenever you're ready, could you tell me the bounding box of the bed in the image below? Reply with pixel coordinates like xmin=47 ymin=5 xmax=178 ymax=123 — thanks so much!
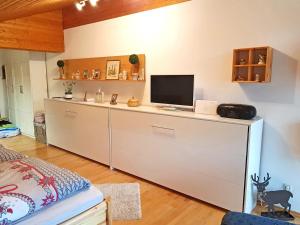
xmin=18 ymin=186 xmax=112 ymax=225
xmin=0 ymin=145 xmax=112 ymax=225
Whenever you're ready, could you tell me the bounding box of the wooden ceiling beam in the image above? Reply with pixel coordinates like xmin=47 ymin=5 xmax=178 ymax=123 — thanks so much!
xmin=0 ymin=10 xmax=65 ymax=52
xmin=0 ymin=0 xmax=77 ymax=22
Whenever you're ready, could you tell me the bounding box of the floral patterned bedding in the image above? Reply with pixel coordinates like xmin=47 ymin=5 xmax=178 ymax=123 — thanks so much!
xmin=0 ymin=145 xmax=24 ymax=162
xmin=0 ymin=157 xmax=90 ymax=225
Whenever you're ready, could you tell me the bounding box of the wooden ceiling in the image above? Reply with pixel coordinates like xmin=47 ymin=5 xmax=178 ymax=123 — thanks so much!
xmin=0 ymin=0 xmax=76 ymax=22
xmin=0 ymin=0 xmax=190 ymax=25
xmin=63 ymin=0 xmax=190 ymax=29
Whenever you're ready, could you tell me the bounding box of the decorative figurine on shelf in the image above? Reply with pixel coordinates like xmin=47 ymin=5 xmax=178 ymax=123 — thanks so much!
xmin=83 ymin=69 xmax=89 ymax=79
xmin=255 ymin=74 xmax=261 ymax=82
xmin=57 ymin=60 xmax=65 ymax=79
xmin=63 ymin=81 xmax=76 ymax=99
xmin=110 ymin=93 xmax=118 ymax=105
xmin=75 ymin=70 xmax=81 ymax=80
xmin=132 ymin=73 xmax=139 ymax=80
xmin=91 ymin=69 xmax=96 ymax=80
xmin=88 ymin=70 xmax=93 ymax=80
xmin=122 ymin=70 xmax=128 ymax=80
xmin=94 ymin=69 xmax=100 ymax=79
xmin=237 ymin=75 xmax=245 ymax=81
xmin=239 ymin=58 xmax=247 ymax=65
xmin=251 ymin=173 xmax=294 ymax=221
xmin=258 ymin=54 xmax=266 ymax=64
xmin=139 ymin=68 xmax=145 ymax=80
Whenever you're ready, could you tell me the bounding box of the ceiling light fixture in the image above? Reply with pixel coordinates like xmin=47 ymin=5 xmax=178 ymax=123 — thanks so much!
xmin=89 ymin=0 xmax=99 ymax=7
xmin=75 ymin=0 xmax=99 ymax=11
xmin=75 ymin=1 xmax=86 ymax=11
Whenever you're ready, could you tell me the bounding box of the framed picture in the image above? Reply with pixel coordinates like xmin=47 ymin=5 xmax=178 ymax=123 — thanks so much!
xmin=106 ymin=60 xmax=120 ymax=80
xmin=110 ymin=93 xmax=118 ymax=105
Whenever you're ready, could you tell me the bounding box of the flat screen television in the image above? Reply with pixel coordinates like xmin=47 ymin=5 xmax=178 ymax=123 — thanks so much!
xmin=151 ymin=75 xmax=194 ymax=109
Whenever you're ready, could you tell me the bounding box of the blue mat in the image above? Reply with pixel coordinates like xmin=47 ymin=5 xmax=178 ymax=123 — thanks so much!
xmin=0 ymin=126 xmax=20 ymax=138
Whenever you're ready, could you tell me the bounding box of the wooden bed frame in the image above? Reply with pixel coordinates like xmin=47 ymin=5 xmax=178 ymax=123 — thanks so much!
xmin=61 ymin=197 xmax=112 ymax=225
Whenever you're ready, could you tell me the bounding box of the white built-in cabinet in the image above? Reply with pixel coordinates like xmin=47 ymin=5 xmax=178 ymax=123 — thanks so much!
xmin=45 ymin=100 xmax=110 ymax=165
xmin=110 ymin=109 xmax=263 ymax=212
xmin=45 ymin=99 xmax=263 ymax=213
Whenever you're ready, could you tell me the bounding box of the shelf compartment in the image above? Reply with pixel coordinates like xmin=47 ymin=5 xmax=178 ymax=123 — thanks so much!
xmin=233 ymin=49 xmax=249 ymax=65
xmin=252 ymin=48 xmax=268 ymax=65
xmin=233 ymin=67 xmax=248 ymax=82
xmin=249 ymin=66 xmax=266 ymax=82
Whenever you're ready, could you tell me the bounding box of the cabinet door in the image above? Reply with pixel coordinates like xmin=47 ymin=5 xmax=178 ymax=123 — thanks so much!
xmin=45 ymin=100 xmax=109 ymax=165
xmin=111 ymin=109 xmax=249 ymax=211
xmin=45 ymin=100 xmax=75 ymax=151
xmin=68 ymin=103 xmax=109 ymax=165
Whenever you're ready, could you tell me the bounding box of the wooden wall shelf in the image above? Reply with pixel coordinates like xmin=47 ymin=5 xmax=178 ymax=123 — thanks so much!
xmin=53 ymin=78 xmax=145 ymax=82
xmin=55 ymin=54 xmax=146 ymax=82
xmin=232 ymin=46 xmax=273 ymax=83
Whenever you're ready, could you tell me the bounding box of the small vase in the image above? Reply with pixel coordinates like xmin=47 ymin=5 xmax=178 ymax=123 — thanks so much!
xmin=132 ymin=63 xmax=139 ymax=74
xmin=132 ymin=73 xmax=139 ymax=80
xmin=64 ymin=93 xmax=73 ymax=99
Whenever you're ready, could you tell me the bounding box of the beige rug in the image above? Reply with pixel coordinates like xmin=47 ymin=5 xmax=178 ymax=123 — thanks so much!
xmin=95 ymin=183 xmax=142 ymax=221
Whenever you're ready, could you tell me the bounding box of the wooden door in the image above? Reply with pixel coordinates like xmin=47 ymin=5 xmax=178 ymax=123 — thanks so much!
xmin=11 ymin=60 xmax=34 ymax=136
xmin=4 ymin=64 xmax=16 ymax=124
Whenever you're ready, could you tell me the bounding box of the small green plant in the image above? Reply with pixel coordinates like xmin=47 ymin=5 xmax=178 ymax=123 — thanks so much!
xmin=57 ymin=60 xmax=65 ymax=77
xmin=63 ymin=81 xmax=76 ymax=94
xmin=57 ymin=60 xmax=65 ymax=68
xmin=129 ymin=54 xmax=139 ymax=65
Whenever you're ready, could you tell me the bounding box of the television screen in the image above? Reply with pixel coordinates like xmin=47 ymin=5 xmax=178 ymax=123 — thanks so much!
xmin=151 ymin=75 xmax=194 ymax=107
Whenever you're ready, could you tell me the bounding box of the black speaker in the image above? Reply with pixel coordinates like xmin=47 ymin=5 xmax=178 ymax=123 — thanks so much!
xmin=217 ymin=104 xmax=257 ymax=120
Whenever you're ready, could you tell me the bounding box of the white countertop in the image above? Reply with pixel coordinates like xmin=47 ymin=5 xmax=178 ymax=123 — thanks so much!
xmin=45 ymin=98 xmax=262 ymax=126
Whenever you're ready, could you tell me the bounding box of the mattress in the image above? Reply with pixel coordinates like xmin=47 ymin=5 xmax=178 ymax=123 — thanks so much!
xmin=17 ymin=185 xmax=104 ymax=225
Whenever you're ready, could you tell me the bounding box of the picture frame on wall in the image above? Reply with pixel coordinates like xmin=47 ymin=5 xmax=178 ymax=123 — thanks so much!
xmin=106 ymin=60 xmax=120 ymax=80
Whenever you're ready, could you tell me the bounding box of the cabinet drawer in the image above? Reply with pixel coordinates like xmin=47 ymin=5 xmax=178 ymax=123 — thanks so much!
xmin=111 ymin=109 xmax=249 ymax=211
xmin=45 ymin=100 xmax=110 ymax=165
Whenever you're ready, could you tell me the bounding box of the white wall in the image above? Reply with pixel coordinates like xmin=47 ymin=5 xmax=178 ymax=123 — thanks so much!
xmin=46 ymin=0 xmax=300 ymax=211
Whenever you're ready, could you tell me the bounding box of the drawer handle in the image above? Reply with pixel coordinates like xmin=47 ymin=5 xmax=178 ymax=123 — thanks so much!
xmin=151 ymin=125 xmax=174 ymax=131
xmin=65 ymin=110 xmax=77 ymax=115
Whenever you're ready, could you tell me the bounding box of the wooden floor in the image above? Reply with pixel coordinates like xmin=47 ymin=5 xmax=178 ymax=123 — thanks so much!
xmin=0 ymin=135 xmax=226 ymax=225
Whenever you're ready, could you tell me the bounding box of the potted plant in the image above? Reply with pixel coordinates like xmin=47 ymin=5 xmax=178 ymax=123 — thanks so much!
xmin=57 ymin=60 xmax=65 ymax=79
xmin=63 ymin=81 xmax=76 ymax=99
xmin=129 ymin=54 xmax=139 ymax=80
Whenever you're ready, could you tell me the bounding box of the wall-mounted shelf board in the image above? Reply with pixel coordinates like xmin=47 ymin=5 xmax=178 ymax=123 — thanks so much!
xmin=54 ymin=54 xmax=146 ymax=82
xmin=53 ymin=78 xmax=145 ymax=82
xmin=232 ymin=46 xmax=272 ymax=83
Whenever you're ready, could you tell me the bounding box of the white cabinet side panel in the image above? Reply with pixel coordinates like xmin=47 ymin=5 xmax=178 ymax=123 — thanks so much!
xmin=243 ymin=119 xmax=263 ymax=213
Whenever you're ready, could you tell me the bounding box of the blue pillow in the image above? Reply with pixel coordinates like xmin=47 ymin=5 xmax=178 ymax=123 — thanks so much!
xmin=221 ymin=212 xmax=295 ymax=225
